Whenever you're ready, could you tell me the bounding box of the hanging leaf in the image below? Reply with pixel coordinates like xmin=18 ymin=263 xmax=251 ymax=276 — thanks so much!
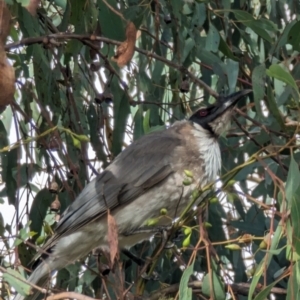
xmin=266 ymin=65 xmax=299 ymax=98
xmin=179 ymin=262 xmax=194 ymax=300
xmin=107 ymin=210 xmax=119 ymax=267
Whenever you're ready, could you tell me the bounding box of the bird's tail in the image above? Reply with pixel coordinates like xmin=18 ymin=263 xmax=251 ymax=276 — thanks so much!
xmin=13 ymin=260 xmax=53 ymax=300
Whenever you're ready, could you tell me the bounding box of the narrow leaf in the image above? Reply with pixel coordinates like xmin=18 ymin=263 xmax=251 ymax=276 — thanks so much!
xmin=202 ymin=267 xmax=226 ymax=300
xmin=254 ymin=275 xmax=285 ymax=300
xmin=287 ymin=260 xmax=300 ymax=299
xmin=107 ymin=210 xmax=119 ymax=266
xmin=3 ymin=268 xmax=31 ymax=296
xmin=266 ymin=83 xmax=285 ymax=128
xmin=285 ymin=154 xmax=300 ymax=204
xmin=179 ymin=262 xmax=194 ymax=300
xmin=205 ymin=24 xmax=220 ymax=53
xmin=266 ymin=65 xmax=299 ymax=97
xmin=252 ymin=64 xmax=266 ymax=118
xmin=143 ymin=109 xmax=151 ymax=134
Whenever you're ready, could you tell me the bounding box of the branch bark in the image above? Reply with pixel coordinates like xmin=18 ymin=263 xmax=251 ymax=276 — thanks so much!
xmin=147 ymin=280 xmax=287 ymax=300
xmin=46 ymin=292 xmax=101 ymax=300
xmin=5 ymin=33 xmax=219 ymax=98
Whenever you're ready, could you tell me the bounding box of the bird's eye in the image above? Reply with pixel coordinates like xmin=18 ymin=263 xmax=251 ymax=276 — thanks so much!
xmin=198 ymin=109 xmax=208 ymax=117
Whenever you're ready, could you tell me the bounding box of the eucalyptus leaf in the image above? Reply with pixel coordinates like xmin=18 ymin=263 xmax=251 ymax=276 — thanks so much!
xmin=179 ymin=262 xmax=194 ymax=300
xmin=266 ymin=65 xmax=299 ymax=97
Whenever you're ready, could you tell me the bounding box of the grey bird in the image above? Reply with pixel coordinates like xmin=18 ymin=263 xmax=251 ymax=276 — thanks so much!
xmin=14 ymin=89 xmax=251 ymax=300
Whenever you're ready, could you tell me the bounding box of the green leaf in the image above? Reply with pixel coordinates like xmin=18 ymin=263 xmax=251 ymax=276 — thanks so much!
xmin=261 ymin=246 xmax=286 ymax=255
xmin=29 ymin=189 xmax=55 ymax=240
xmin=253 ymin=275 xmax=285 ymax=300
xmin=266 ymin=83 xmax=285 ymax=129
xmin=72 ymin=135 xmax=82 ymax=149
xmin=227 ymin=10 xmax=274 ymax=42
xmin=66 ymin=262 xmax=81 ymax=291
xmin=12 ymin=163 xmax=41 ymax=188
xmin=202 ymin=266 xmax=225 ymax=300
xmin=143 ymin=109 xmax=151 ymax=134
xmin=97 ymin=0 xmax=125 ymax=41
xmin=266 ymin=65 xmax=299 ymax=97
xmin=225 ymin=59 xmax=239 ymax=93
xmin=179 ymin=262 xmax=194 ymax=300
xmin=3 ymin=268 xmax=31 ymax=296
xmin=182 ymin=38 xmax=195 ymax=63
xmin=290 ymin=185 xmax=300 ymax=255
xmin=18 ymin=242 xmax=35 ymax=269
xmin=218 ymin=36 xmax=238 ymax=61
xmin=133 ymin=106 xmax=144 ymax=140
xmin=248 ymin=223 xmax=283 ymax=300
xmin=54 ymin=0 xmax=67 ymax=9
xmin=56 ymin=268 xmax=71 ymax=291
xmin=286 ymin=218 xmax=300 ymax=261
xmin=16 ymin=0 xmax=30 ymax=7
xmin=87 ymin=104 xmax=107 ymax=162
xmin=273 ymin=19 xmax=297 ymax=52
xmin=111 ymin=78 xmax=131 ymax=157
xmin=287 ymin=20 xmax=300 ymax=52
xmin=252 ymin=64 xmax=266 ymax=118
xmin=285 ymin=154 xmax=300 ymax=204
xmin=170 ymin=0 xmax=183 ymax=20
xmin=192 ymin=3 xmax=206 ymax=28
xmin=3 ymin=148 xmax=19 ymax=206
xmin=287 ymin=260 xmax=300 ymax=299
xmin=74 ymin=134 xmax=90 ymax=142
xmin=205 ymin=24 xmax=220 ymax=53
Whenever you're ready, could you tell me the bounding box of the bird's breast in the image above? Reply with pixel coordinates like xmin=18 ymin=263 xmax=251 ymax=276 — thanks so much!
xmin=190 ymin=127 xmax=221 ymax=185
xmin=199 ymin=138 xmax=221 ymax=184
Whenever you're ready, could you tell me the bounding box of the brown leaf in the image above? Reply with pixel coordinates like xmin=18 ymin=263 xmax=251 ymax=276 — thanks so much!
xmin=50 ymin=194 xmax=61 ymax=212
xmin=0 ymin=1 xmax=14 ymax=112
xmin=0 ymin=50 xmax=15 ymax=111
xmin=104 ymin=117 xmax=113 ymax=151
xmin=179 ymin=79 xmax=190 ymax=93
xmin=25 ymin=0 xmax=41 ymax=16
xmin=107 ymin=210 xmax=119 ymax=266
xmin=111 ymin=22 xmax=137 ymax=67
xmin=0 ymin=1 xmax=11 ymax=44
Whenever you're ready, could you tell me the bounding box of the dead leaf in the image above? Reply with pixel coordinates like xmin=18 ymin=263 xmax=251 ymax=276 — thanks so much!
xmin=25 ymin=0 xmax=41 ymax=16
xmin=107 ymin=210 xmax=119 ymax=266
xmin=111 ymin=22 xmax=137 ymax=67
xmin=0 ymin=1 xmax=14 ymax=112
xmin=179 ymin=79 xmax=190 ymax=93
xmin=0 ymin=1 xmax=11 ymax=44
xmin=104 ymin=116 xmax=113 ymax=152
xmin=0 ymin=52 xmax=15 ymax=110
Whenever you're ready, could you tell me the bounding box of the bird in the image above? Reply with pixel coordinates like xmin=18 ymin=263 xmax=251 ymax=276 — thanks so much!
xmin=14 ymin=89 xmax=251 ymax=300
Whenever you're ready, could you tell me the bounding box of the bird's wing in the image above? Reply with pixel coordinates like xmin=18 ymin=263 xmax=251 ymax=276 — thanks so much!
xmin=41 ymin=128 xmax=183 ymax=250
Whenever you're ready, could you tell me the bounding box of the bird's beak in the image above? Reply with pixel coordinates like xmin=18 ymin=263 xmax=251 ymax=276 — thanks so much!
xmin=220 ymin=89 xmax=252 ymax=109
xmin=188 ymin=89 xmax=252 ymax=132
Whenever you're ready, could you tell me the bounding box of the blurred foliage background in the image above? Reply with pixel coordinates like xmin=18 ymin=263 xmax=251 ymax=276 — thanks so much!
xmin=1 ymin=0 xmax=300 ymax=299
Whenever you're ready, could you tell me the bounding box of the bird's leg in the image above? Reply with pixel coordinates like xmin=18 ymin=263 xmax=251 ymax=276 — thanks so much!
xmin=123 ymin=225 xmax=172 ymax=236
xmin=122 ymin=225 xmax=173 ymax=281
xmin=121 ymin=249 xmax=145 ymax=266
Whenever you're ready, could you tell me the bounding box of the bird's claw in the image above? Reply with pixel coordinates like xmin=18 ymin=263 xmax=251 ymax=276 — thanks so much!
xmin=164 ymin=241 xmax=175 ymax=249
xmin=141 ymin=271 xmax=160 ymax=281
xmin=171 ymin=229 xmax=185 ymax=243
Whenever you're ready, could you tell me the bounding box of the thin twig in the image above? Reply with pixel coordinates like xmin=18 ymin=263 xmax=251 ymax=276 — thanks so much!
xmin=5 ymin=33 xmax=218 ymax=98
xmin=46 ymin=292 xmax=101 ymax=300
xmin=148 ymin=280 xmax=287 ymax=300
xmin=232 ymin=115 xmax=288 ymax=172
xmin=0 ymin=266 xmax=47 ymax=295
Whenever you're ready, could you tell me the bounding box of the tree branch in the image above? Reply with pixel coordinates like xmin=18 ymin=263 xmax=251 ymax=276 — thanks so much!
xmin=147 ymin=280 xmax=287 ymax=300
xmin=46 ymin=292 xmax=101 ymax=300
xmin=5 ymin=33 xmax=219 ymax=98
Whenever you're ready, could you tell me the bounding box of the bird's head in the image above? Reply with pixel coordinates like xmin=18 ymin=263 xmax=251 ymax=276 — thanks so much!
xmin=189 ymin=89 xmax=252 ymax=136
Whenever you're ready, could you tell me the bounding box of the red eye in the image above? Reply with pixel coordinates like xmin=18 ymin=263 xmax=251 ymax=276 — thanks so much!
xmin=199 ymin=109 xmax=208 ymax=117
